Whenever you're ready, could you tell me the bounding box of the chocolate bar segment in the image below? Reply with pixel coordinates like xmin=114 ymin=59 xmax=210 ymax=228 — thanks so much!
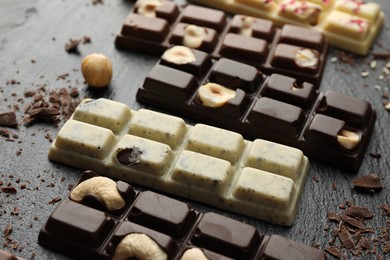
xmin=48 ymin=98 xmax=310 ymax=225
xmin=115 ymin=2 xmax=328 ymax=85
xmin=39 ymin=172 xmax=326 ymax=259
xmin=187 ymin=0 xmax=385 ymax=55
xmin=137 ymin=48 xmax=376 ymax=170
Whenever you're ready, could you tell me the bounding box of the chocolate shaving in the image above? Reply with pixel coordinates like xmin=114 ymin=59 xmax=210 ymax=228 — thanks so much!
xmin=352 ymin=173 xmax=384 ymax=193
xmin=325 ymin=247 xmax=342 ymax=258
xmin=327 ymin=212 xmax=340 ymax=222
xmin=345 ymin=206 xmax=373 ymax=219
xmin=379 ymin=204 xmax=390 ymax=216
xmin=0 ymin=128 xmax=10 ymax=138
xmin=1 ymin=186 xmax=17 ymax=193
xmin=48 ymin=197 xmax=62 ymax=205
xmin=338 ymin=228 xmax=355 ymax=249
xmin=0 ymin=111 xmax=18 ymax=127
xmin=369 ymin=152 xmax=382 ymax=159
xmin=341 ymin=214 xmax=364 ymax=229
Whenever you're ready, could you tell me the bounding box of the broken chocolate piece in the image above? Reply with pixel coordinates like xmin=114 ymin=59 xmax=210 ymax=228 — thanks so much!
xmin=341 ymin=214 xmax=364 ymax=229
xmin=352 ymin=173 xmax=384 ymax=193
xmin=0 ymin=111 xmax=18 ymax=127
xmin=338 ymin=228 xmax=355 ymax=249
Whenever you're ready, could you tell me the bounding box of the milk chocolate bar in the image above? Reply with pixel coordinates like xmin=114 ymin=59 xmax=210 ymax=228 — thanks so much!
xmin=115 ymin=1 xmax=328 ymax=84
xmin=136 ymin=47 xmax=376 ymax=170
xmin=48 ymin=98 xmax=310 ymax=226
xmin=187 ymin=0 xmax=384 ymax=55
xmin=39 ymin=171 xmax=325 ymax=259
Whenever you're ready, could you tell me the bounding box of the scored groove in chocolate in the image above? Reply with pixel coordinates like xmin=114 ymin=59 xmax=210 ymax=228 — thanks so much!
xmin=39 ymin=172 xmax=326 ymax=260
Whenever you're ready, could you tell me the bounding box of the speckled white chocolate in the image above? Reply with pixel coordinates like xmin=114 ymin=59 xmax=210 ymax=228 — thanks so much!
xmin=172 ymin=150 xmax=232 ymax=194
xmin=187 ymin=0 xmax=385 ymax=55
xmin=72 ymin=98 xmax=132 ymax=134
xmin=186 ymin=124 xmax=245 ymax=164
xmin=128 ymin=109 xmax=188 ymax=149
xmin=233 ymin=167 xmax=294 ymax=209
xmin=244 ymin=139 xmax=304 ymax=181
xmin=48 ymin=98 xmax=310 ymax=226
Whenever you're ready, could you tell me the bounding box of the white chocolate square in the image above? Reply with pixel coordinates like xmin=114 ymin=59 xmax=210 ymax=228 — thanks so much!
xmin=54 ymin=120 xmax=116 ymax=160
xmin=172 ymin=150 xmax=232 ymax=194
xmin=186 ymin=124 xmax=245 ymax=164
xmin=244 ymin=139 xmax=304 ymax=181
xmin=112 ymin=135 xmax=173 ymax=176
xmin=128 ymin=109 xmax=188 ymax=149
xmin=233 ymin=167 xmax=294 ymax=209
xmin=72 ymin=98 xmax=132 ymax=134
xmin=335 ymin=1 xmax=380 ymax=23
xmin=235 ymin=0 xmax=278 ymax=12
xmin=278 ymin=0 xmax=322 ymax=25
xmin=323 ymin=10 xmax=370 ymax=40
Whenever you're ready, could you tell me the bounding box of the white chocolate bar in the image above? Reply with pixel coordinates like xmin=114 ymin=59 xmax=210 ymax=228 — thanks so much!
xmin=187 ymin=0 xmax=385 ymax=55
xmin=48 ymin=98 xmax=310 ymax=226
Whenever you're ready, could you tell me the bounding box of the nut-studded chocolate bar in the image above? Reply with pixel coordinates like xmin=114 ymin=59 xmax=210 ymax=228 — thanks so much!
xmin=187 ymin=0 xmax=385 ymax=55
xmin=38 ymin=171 xmax=325 ymax=260
xmin=136 ymin=46 xmax=376 ymax=171
xmin=48 ymin=98 xmax=310 ymax=226
xmin=115 ymin=1 xmax=328 ymax=85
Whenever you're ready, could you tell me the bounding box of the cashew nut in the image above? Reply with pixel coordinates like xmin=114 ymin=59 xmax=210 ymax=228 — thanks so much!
xmin=112 ymin=233 xmax=167 ymax=260
xmin=70 ymin=176 xmax=125 ymax=211
xmin=181 ymin=248 xmax=209 ymax=260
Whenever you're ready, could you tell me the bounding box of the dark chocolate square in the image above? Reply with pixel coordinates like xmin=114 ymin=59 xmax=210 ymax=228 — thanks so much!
xmin=143 ymin=64 xmax=198 ymax=100
xmin=278 ymin=25 xmax=325 ymax=51
xmin=209 ymin=58 xmax=263 ymax=93
xmin=180 ymin=5 xmax=227 ymax=32
xmin=219 ymin=33 xmax=268 ymax=65
xmin=317 ymin=90 xmax=373 ymax=128
xmin=261 ymin=74 xmax=318 ymax=109
xmin=121 ymin=13 xmax=170 ymax=42
xmin=191 ymin=212 xmax=262 ymax=259
xmin=128 ymin=191 xmax=197 ymax=239
xmin=247 ymin=97 xmax=306 ymax=137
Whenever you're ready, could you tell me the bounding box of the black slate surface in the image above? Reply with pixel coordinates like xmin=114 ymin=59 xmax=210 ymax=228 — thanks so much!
xmin=0 ymin=0 xmax=389 ymax=259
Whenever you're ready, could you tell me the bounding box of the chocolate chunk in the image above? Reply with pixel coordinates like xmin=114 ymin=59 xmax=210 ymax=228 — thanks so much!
xmin=327 ymin=212 xmax=340 ymax=222
xmin=325 ymin=246 xmax=342 ymax=258
xmin=341 ymin=214 xmax=364 ymax=229
xmin=345 ymin=206 xmax=373 ymax=219
xmin=0 ymin=111 xmax=18 ymax=127
xmin=352 ymin=173 xmax=383 ymax=193
xmin=65 ymin=39 xmax=81 ymax=53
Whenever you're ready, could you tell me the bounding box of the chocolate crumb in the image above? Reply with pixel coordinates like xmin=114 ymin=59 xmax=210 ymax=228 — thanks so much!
xmin=48 ymin=197 xmax=62 ymax=205
xmin=379 ymin=204 xmax=390 ymax=216
xmin=369 ymin=152 xmax=382 ymax=158
xmin=92 ymin=0 xmax=104 ymax=5
xmin=372 ymin=51 xmax=390 ymax=60
xmin=11 ymin=207 xmax=19 ymax=216
xmin=3 ymin=224 xmax=13 ymax=237
xmin=332 ymin=182 xmax=337 ymax=190
xmin=65 ymin=39 xmax=81 ymax=53
xmin=352 ymin=173 xmax=384 ymax=193
xmin=82 ymin=36 xmax=91 ymax=44
xmin=327 ymin=212 xmax=341 ymax=222
xmin=1 ymin=186 xmax=17 ymax=193
xmin=0 ymin=111 xmax=18 ymax=127
xmin=311 ymin=175 xmax=319 ymax=182
xmin=0 ymin=128 xmax=10 ymax=138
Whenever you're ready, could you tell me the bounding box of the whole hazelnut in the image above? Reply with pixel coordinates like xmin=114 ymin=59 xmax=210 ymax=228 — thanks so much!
xmin=81 ymin=53 xmax=113 ymax=88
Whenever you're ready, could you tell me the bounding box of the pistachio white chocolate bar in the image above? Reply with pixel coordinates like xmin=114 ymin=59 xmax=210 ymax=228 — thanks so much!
xmin=48 ymin=98 xmax=310 ymax=226
xmin=187 ymin=0 xmax=384 ymax=55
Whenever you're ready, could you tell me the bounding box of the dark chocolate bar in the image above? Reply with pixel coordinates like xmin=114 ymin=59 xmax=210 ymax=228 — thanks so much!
xmin=136 ymin=48 xmax=376 ymax=171
xmin=115 ymin=1 xmax=328 ymax=85
xmin=38 ymin=171 xmax=326 ymax=260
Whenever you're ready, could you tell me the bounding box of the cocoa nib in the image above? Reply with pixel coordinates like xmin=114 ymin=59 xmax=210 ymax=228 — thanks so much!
xmin=0 ymin=111 xmax=18 ymax=127
xmin=352 ymin=173 xmax=384 ymax=193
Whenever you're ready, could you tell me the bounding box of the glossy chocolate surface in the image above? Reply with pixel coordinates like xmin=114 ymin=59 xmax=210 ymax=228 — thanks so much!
xmin=137 ymin=55 xmax=376 ymax=171
xmin=115 ymin=2 xmax=328 ymax=85
xmin=39 ymin=172 xmax=325 ymax=260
